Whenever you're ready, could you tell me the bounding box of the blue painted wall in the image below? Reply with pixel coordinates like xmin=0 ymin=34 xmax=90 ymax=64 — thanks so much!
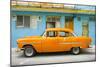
xmin=74 ymin=15 xmax=82 ymax=36
xmin=74 ymin=14 xmax=96 ymax=45
xmin=11 ymin=11 xmax=96 ymax=47
xmin=89 ymin=18 xmax=96 ymax=45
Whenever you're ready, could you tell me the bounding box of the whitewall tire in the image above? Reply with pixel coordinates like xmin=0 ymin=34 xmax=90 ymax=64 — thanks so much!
xmin=24 ymin=46 xmax=36 ymax=57
xmin=71 ymin=47 xmax=80 ymax=55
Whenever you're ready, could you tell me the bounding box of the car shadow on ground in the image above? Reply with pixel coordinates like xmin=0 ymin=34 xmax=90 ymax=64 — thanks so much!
xmin=17 ymin=50 xmax=95 ymax=58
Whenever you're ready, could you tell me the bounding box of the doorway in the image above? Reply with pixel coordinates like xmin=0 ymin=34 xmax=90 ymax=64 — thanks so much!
xmin=46 ymin=16 xmax=60 ymax=28
xmin=65 ymin=16 xmax=74 ymax=30
xmin=82 ymin=21 xmax=89 ymax=36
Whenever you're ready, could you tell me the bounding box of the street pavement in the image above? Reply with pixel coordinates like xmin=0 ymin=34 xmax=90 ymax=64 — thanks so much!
xmin=11 ymin=46 xmax=96 ymax=66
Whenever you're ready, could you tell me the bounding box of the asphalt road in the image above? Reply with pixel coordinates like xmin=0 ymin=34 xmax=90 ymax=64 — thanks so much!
xmin=11 ymin=46 xmax=96 ymax=66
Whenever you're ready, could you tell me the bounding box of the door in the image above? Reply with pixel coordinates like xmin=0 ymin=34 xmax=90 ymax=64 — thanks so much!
xmin=42 ymin=31 xmax=59 ymax=52
xmin=65 ymin=16 xmax=74 ymax=30
xmin=82 ymin=21 xmax=89 ymax=36
xmin=57 ymin=31 xmax=74 ymax=51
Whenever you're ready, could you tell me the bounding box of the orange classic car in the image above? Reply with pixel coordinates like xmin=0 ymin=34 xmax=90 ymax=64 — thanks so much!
xmin=17 ymin=28 xmax=92 ymax=57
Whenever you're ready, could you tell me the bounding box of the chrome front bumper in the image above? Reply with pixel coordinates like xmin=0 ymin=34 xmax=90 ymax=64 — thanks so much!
xmin=16 ymin=48 xmax=24 ymax=52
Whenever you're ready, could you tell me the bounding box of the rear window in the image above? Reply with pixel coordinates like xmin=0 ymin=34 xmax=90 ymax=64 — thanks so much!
xmin=58 ymin=31 xmax=74 ymax=37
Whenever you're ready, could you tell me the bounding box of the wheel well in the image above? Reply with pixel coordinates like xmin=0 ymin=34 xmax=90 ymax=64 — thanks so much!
xmin=71 ymin=47 xmax=81 ymax=52
xmin=23 ymin=44 xmax=33 ymax=48
xmin=71 ymin=47 xmax=80 ymax=50
xmin=23 ymin=44 xmax=37 ymax=52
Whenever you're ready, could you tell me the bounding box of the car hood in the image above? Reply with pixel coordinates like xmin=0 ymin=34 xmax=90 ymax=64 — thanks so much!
xmin=25 ymin=36 xmax=42 ymax=38
xmin=17 ymin=36 xmax=42 ymax=42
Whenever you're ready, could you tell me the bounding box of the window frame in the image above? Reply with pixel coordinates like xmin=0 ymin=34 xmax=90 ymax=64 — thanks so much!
xmin=46 ymin=31 xmax=58 ymax=37
xmin=46 ymin=16 xmax=61 ymax=22
xmin=16 ymin=15 xmax=30 ymax=28
xmin=58 ymin=31 xmax=74 ymax=37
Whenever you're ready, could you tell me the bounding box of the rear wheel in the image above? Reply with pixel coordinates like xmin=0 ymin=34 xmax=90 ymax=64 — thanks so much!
xmin=24 ymin=46 xmax=36 ymax=57
xmin=71 ymin=47 xmax=80 ymax=55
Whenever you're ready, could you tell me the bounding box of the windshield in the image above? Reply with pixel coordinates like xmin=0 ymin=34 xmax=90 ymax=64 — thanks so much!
xmin=72 ymin=32 xmax=77 ymax=37
xmin=42 ymin=31 xmax=46 ymax=37
xmin=41 ymin=31 xmax=45 ymax=36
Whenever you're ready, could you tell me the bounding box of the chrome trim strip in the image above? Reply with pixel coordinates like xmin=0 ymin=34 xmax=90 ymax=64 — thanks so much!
xmin=19 ymin=42 xmax=41 ymax=45
xmin=58 ymin=42 xmax=82 ymax=45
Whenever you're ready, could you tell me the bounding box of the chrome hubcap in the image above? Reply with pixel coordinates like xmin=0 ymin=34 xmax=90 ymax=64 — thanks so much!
xmin=73 ymin=48 xmax=79 ymax=54
xmin=25 ymin=48 xmax=33 ymax=56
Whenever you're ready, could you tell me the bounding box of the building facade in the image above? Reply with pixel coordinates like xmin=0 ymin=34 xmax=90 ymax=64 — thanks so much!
xmin=11 ymin=1 xmax=96 ymax=47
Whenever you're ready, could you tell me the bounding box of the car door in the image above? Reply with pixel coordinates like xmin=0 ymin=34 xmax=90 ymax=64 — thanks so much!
xmin=57 ymin=31 xmax=74 ymax=51
xmin=42 ymin=31 xmax=60 ymax=52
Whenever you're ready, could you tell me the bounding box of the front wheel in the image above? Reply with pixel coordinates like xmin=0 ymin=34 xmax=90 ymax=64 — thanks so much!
xmin=24 ymin=46 xmax=36 ymax=57
xmin=71 ymin=47 xmax=80 ymax=55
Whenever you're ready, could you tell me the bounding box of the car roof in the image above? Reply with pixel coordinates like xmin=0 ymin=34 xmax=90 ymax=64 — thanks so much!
xmin=46 ymin=28 xmax=73 ymax=32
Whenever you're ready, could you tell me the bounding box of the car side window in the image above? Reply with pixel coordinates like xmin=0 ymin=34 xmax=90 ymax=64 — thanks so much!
xmin=59 ymin=31 xmax=74 ymax=37
xmin=66 ymin=32 xmax=74 ymax=37
xmin=47 ymin=31 xmax=57 ymax=37
xmin=59 ymin=32 xmax=66 ymax=37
